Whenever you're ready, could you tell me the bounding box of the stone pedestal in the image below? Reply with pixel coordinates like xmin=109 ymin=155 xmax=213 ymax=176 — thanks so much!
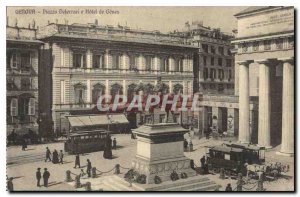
xmin=132 ymin=123 xmax=196 ymax=184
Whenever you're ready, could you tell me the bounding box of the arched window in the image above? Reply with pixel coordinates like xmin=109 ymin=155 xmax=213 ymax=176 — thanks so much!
xmin=173 ymin=84 xmax=183 ymax=94
xmin=10 ymin=98 xmax=18 ymax=116
xmin=74 ymin=83 xmax=86 ymax=104
xmin=92 ymin=83 xmax=105 ymax=104
xmin=127 ymin=84 xmax=137 ymax=102
xmin=110 ymin=83 xmax=123 ymax=98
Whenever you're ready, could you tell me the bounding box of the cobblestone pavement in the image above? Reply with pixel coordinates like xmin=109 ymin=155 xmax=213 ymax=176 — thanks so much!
xmin=7 ymin=134 xmax=294 ymax=191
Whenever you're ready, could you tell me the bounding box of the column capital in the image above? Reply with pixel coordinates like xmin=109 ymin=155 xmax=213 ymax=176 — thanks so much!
xmin=278 ymin=57 xmax=294 ymax=64
xmin=255 ymin=58 xmax=277 ymax=65
xmin=236 ymin=60 xmax=253 ymax=66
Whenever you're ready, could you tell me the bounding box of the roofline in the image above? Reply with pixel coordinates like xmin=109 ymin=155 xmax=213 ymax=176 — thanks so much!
xmin=6 ymin=39 xmax=44 ymax=45
xmin=40 ymin=34 xmax=199 ymax=50
xmin=234 ymin=6 xmax=293 ymax=18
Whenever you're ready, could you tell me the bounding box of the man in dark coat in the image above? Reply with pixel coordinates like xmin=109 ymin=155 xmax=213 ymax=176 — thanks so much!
xmin=59 ymin=150 xmax=64 ymax=164
xmin=225 ymin=183 xmax=233 ymax=191
xmin=36 ymin=168 xmax=41 ymax=187
xmin=200 ymin=156 xmax=206 ymax=168
xmin=183 ymin=139 xmax=188 ymax=151
xmin=45 ymin=147 xmax=51 ymax=162
xmin=112 ymin=138 xmax=117 ymax=150
xmin=43 ymin=168 xmax=50 ymax=187
xmin=21 ymin=138 xmax=27 ymax=151
xmin=86 ymin=159 xmax=92 ymax=177
xmin=74 ymin=154 xmax=80 ymax=168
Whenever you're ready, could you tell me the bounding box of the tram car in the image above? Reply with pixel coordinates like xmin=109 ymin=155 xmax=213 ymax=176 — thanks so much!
xmin=205 ymin=143 xmax=265 ymax=174
xmin=64 ymin=130 xmax=109 ymax=154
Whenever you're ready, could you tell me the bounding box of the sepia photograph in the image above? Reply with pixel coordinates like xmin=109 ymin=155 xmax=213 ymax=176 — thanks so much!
xmin=5 ymin=5 xmax=295 ymax=192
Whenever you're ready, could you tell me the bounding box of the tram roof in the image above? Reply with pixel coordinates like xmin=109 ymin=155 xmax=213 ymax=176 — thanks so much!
xmin=210 ymin=145 xmax=244 ymax=153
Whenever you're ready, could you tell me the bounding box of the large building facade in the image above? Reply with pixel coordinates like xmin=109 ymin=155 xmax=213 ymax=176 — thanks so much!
xmin=6 ymin=25 xmax=43 ymax=136
xmin=37 ymin=22 xmax=198 ymax=133
xmin=232 ymin=6 xmax=294 ymax=156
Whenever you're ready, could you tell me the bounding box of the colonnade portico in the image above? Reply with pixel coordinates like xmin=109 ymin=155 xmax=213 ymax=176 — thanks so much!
xmin=237 ymin=58 xmax=294 ymax=156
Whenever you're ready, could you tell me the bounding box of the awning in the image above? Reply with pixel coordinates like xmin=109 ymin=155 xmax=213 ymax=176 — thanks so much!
xmin=67 ymin=114 xmax=129 ymax=128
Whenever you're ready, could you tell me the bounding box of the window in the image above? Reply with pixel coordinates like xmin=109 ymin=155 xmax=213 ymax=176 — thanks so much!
xmin=175 ymin=59 xmax=183 ymax=72
xmin=203 ymin=56 xmax=207 ymax=66
xmin=203 ymin=67 xmax=208 ymax=79
xmin=211 ymin=57 xmax=214 ymax=66
xmin=227 ymin=49 xmax=231 ymax=55
xmin=92 ymin=54 xmax=104 ymax=68
xmin=75 ymin=89 xmax=84 ymax=104
xmin=145 ymin=56 xmax=152 ymax=71
xmin=10 ymin=98 xmax=18 ymax=117
xmin=10 ymin=53 xmax=19 ymax=69
xmin=218 ymin=84 xmax=224 ymax=92
xmin=202 ymin=44 xmax=208 ymax=53
xmin=226 ymin=59 xmax=232 ymax=67
xmin=241 ymin=43 xmax=248 ymax=52
xmin=160 ymin=57 xmax=169 ymax=72
xmin=253 ymin=42 xmax=259 ymax=51
xmin=92 ymin=84 xmax=105 ymax=104
xmin=211 ymin=46 xmax=215 ymax=54
xmin=218 ymin=69 xmax=224 ymax=81
xmin=210 ymin=68 xmax=216 ymax=79
xmin=21 ymin=78 xmax=31 ymax=90
xmin=60 ymin=80 xmax=65 ymax=104
xmin=275 ymin=39 xmax=283 ymax=49
xmin=264 ymin=40 xmax=271 ymax=50
xmin=20 ymin=52 xmax=31 ymax=72
xmin=73 ymin=53 xmax=86 ymax=68
xmin=129 ymin=55 xmax=139 ymax=69
xmin=112 ymin=54 xmax=121 ymax=69
xmin=218 ymin=47 xmax=224 ymax=55
xmin=288 ymin=37 xmax=294 ymax=48
xmin=229 ymin=69 xmax=232 ymax=80
xmin=28 ymin=98 xmax=35 ymax=115
xmin=159 ymin=114 xmax=166 ymax=123
xmin=218 ymin=58 xmax=223 ymax=66
xmin=74 ymin=83 xmax=86 ymax=105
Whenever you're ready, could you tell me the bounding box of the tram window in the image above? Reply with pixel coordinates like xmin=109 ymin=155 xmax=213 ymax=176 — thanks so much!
xmin=224 ymin=154 xmax=230 ymax=160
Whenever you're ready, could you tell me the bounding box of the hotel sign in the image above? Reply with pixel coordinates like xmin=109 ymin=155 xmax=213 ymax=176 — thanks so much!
xmin=238 ymin=8 xmax=294 ymax=38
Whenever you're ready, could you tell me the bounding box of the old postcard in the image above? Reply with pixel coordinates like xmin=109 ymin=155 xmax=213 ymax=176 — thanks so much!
xmin=6 ymin=6 xmax=294 ymax=192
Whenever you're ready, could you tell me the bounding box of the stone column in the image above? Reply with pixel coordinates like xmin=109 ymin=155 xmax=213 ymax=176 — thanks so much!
xmin=277 ymin=57 xmax=294 ymax=156
xmin=238 ymin=61 xmax=252 ymax=143
xmin=227 ymin=108 xmax=235 ymax=136
xmin=256 ymin=60 xmax=271 ymax=148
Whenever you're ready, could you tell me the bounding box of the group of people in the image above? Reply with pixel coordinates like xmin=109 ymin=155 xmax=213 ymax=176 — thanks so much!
xmin=73 ymin=154 xmax=93 ymax=178
xmin=36 ymin=168 xmax=51 ymax=187
xmin=45 ymin=147 xmax=64 ymax=164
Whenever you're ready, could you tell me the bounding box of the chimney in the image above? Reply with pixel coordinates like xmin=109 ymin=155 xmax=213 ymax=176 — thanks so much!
xmin=95 ymin=19 xmax=98 ymax=26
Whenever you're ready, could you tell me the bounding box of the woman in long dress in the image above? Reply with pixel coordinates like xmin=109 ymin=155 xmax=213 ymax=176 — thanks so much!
xmin=52 ymin=149 xmax=59 ymax=164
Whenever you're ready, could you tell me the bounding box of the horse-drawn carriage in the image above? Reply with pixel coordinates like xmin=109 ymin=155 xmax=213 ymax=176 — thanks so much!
xmin=205 ymin=143 xmax=288 ymax=179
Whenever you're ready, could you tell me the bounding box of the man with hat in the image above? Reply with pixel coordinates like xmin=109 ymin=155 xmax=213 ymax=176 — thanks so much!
xmin=43 ymin=168 xmax=50 ymax=187
xmin=36 ymin=168 xmax=41 ymax=187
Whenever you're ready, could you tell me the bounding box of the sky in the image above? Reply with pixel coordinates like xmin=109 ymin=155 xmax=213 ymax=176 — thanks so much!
xmin=6 ymin=6 xmax=247 ymax=34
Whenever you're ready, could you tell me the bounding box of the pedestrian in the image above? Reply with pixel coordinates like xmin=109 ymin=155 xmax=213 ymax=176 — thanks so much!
xmin=36 ymin=168 xmax=41 ymax=187
xmin=21 ymin=138 xmax=27 ymax=151
xmin=45 ymin=147 xmax=52 ymax=162
xmin=74 ymin=154 xmax=80 ymax=168
xmin=7 ymin=177 xmax=14 ymax=191
xmin=225 ymin=183 xmax=233 ymax=191
xmin=200 ymin=156 xmax=206 ymax=168
xmin=183 ymin=139 xmax=188 ymax=151
xmin=86 ymin=159 xmax=92 ymax=177
xmin=43 ymin=168 xmax=50 ymax=187
xmin=113 ymin=138 xmax=117 ymax=150
xmin=52 ymin=149 xmax=59 ymax=164
xmin=59 ymin=150 xmax=64 ymax=164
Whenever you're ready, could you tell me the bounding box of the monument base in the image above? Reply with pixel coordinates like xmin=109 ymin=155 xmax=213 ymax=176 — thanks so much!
xmin=132 ymin=155 xmax=196 ymax=184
